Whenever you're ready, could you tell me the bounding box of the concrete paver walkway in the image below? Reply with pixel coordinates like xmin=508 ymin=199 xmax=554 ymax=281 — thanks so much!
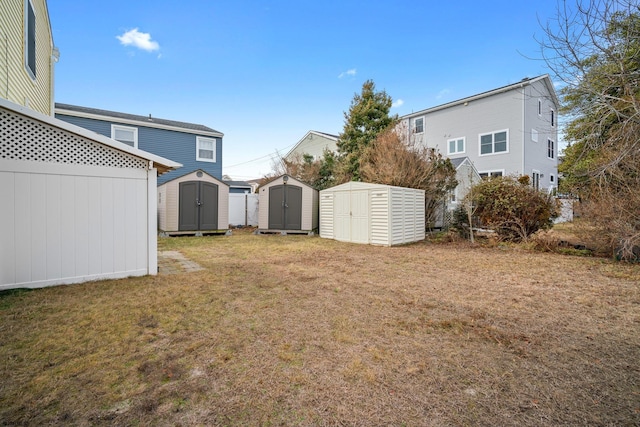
xmin=157 ymin=251 xmax=204 ymax=275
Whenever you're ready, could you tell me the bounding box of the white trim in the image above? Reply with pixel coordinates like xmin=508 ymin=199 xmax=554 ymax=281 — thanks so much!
xmin=531 ymin=128 xmax=538 ymax=142
xmin=547 ymin=138 xmax=555 ymax=159
xmin=532 ymin=169 xmax=541 ymax=190
xmin=478 ymin=129 xmax=509 ymax=156
xmin=550 ymin=108 xmax=555 ymax=127
xmin=538 ymin=99 xmax=542 ymax=117
xmin=447 ymin=137 xmax=465 ymax=155
xmin=549 ymin=173 xmax=555 ymax=184
xmin=111 ymin=124 xmax=138 ymax=149
xmin=24 ymin=0 xmax=36 ymax=81
xmin=401 ymin=75 xmax=559 ymax=120
xmin=147 ymin=167 xmax=158 ymax=276
xmin=196 ymin=136 xmax=217 ymax=163
xmin=0 ymin=97 xmax=181 ymax=171
xmin=55 ymin=108 xmax=224 ymax=138
xmin=478 ymin=169 xmax=505 ymax=178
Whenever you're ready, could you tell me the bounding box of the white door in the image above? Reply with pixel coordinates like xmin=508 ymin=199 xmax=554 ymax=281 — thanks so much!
xmin=350 ymin=190 xmax=369 ymax=244
xmin=334 ymin=191 xmax=351 ymax=242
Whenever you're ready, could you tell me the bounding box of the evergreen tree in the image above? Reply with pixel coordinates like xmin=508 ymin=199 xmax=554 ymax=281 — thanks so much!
xmin=337 ymin=80 xmax=397 ymax=181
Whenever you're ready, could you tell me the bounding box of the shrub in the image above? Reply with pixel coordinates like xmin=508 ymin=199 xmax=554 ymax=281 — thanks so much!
xmin=460 ymin=176 xmax=558 ymax=242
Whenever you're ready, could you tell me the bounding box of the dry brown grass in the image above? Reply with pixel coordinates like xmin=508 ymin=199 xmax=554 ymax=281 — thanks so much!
xmin=1 ymin=229 xmax=639 ymax=426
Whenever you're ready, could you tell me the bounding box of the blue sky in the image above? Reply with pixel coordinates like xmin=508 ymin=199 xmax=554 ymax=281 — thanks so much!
xmin=48 ymin=0 xmax=561 ymax=180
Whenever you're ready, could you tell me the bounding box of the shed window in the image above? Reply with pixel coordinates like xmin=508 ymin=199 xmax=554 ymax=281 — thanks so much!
xmin=25 ymin=0 xmax=36 ymax=79
xmin=111 ymin=125 xmax=138 ymax=148
xmin=197 ymin=136 xmax=216 ymax=162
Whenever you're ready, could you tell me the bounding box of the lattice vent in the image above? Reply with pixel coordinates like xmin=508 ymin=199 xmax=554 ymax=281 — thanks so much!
xmin=0 ymin=108 xmax=147 ymax=169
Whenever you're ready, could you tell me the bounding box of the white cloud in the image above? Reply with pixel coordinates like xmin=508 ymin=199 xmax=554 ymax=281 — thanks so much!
xmin=117 ymin=28 xmax=160 ymax=52
xmin=436 ymin=89 xmax=451 ymax=100
xmin=338 ymin=68 xmax=357 ymax=78
xmin=392 ymin=99 xmax=404 ymax=108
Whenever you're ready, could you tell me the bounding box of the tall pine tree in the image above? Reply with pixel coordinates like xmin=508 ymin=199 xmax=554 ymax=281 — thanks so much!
xmin=337 ymin=80 xmax=397 ymax=181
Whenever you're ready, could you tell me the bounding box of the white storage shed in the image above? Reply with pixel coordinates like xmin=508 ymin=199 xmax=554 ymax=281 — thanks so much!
xmin=0 ymin=99 xmax=180 ymax=290
xmin=157 ymin=170 xmax=229 ymax=234
xmin=320 ymin=182 xmax=425 ymax=246
xmin=258 ymin=175 xmax=318 ymax=233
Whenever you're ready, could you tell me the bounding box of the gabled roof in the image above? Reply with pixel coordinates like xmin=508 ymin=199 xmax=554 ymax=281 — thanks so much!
xmin=224 ymin=180 xmax=252 ymax=188
xmin=2 ymin=98 xmax=181 ymax=175
xmin=402 ymin=74 xmax=559 ymax=119
xmin=285 ymin=130 xmax=339 ymax=159
xmin=55 ymin=103 xmax=223 ymax=137
xmin=160 ymin=169 xmax=228 ymax=186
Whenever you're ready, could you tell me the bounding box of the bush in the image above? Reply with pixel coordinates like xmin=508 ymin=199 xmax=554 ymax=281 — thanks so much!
xmin=459 ymin=176 xmax=558 ymax=242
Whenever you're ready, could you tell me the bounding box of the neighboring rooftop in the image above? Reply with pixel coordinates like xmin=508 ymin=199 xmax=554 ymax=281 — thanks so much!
xmin=55 ymin=103 xmax=223 ymax=136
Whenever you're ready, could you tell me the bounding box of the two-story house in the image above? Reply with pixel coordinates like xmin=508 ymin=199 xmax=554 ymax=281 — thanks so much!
xmin=284 ymin=130 xmax=339 ymax=163
xmin=55 ymin=103 xmax=223 ymax=184
xmin=1 ymin=0 xmax=179 ymax=290
xmin=401 ymin=75 xmax=559 ymax=192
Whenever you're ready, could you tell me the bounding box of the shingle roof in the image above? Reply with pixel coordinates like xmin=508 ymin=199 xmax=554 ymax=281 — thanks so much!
xmin=450 ymin=157 xmax=468 ymax=168
xmin=224 ymin=180 xmax=252 ymax=187
xmin=55 ymin=103 xmax=222 ymax=135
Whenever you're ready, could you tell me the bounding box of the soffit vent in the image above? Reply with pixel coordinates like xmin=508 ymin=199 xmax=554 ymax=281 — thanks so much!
xmin=0 ymin=108 xmax=147 ymax=169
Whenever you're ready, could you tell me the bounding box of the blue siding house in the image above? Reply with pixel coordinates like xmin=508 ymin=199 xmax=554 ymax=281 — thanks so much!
xmin=55 ymin=103 xmax=223 ymax=184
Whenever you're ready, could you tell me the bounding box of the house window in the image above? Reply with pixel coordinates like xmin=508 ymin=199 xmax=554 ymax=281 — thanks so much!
xmin=538 ymin=99 xmax=542 ymax=116
xmin=414 ymin=117 xmax=424 ymax=134
xmin=111 ymin=125 xmax=138 ymax=148
xmin=448 ymin=137 xmax=465 ymax=155
xmin=532 ymin=171 xmax=540 ymax=191
xmin=548 ymin=139 xmax=555 ymax=159
xmin=550 ymin=109 xmax=555 ymax=127
xmin=196 ymin=136 xmax=216 ymax=162
xmin=479 ymin=170 xmax=503 ymax=179
xmin=479 ymin=130 xmax=508 ymax=155
xmin=531 ymin=129 xmax=538 ymax=142
xmin=550 ymin=174 xmax=555 ymax=184
xmin=24 ymin=0 xmax=36 ymax=79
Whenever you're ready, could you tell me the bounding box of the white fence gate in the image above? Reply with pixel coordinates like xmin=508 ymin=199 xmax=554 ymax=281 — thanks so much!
xmin=229 ymin=193 xmax=259 ymax=227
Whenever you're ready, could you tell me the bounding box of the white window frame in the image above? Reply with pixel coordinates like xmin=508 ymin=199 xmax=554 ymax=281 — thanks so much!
xmin=413 ymin=117 xmax=424 ymax=134
xmin=550 ymin=174 xmax=555 ymax=184
xmin=531 ymin=128 xmax=538 ymax=143
xmin=196 ymin=136 xmax=217 ymax=162
xmin=24 ymin=0 xmax=36 ymax=80
xmin=111 ymin=124 xmax=138 ymax=148
xmin=479 ymin=129 xmax=509 ymax=156
xmin=547 ymin=138 xmax=555 ymax=159
xmin=447 ymin=137 xmax=465 ymax=155
xmin=550 ymin=108 xmax=555 ymax=127
xmin=532 ymin=170 xmax=541 ymax=191
xmin=479 ymin=170 xmax=505 ymax=179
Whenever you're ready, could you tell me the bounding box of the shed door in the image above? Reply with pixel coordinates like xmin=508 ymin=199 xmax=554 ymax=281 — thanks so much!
xmin=268 ymin=184 xmax=303 ymax=230
xmin=350 ymin=190 xmax=370 ymax=244
xmin=179 ymin=181 xmax=219 ymax=231
xmin=334 ymin=192 xmax=351 ymax=241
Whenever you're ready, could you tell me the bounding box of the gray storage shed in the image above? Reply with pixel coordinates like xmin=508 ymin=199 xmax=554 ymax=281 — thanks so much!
xmin=320 ymin=182 xmax=425 ymax=246
xmin=158 ymin=169 xmax=229 ymax=234
xmin=258 ymin=175 xmax=318 ymax=233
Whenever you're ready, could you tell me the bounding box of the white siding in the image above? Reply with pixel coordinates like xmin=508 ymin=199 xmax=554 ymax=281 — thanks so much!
xmin=0 ymin=160 xmax=151 ymax=290
xmin=370 ymin=189 xmax=390 ymax=245
xmin=319 ymin=192 xmax=334 ymax=238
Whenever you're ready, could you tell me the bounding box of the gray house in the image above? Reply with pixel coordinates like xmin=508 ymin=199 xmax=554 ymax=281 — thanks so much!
xmin=401 ymin=75 xmax=559 ymax=193
xmin=55 ymin=103 xmax=223 ymax=184
xmin=284 ymin=130 xmax=339 ymax=162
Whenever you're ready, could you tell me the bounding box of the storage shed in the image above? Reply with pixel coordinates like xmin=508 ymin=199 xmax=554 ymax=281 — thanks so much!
xmin=258 ymin=175 xmax=318 ymax=233
xmin=158 ymin=170 xmax=229 ymax=234
xmin=320 ymin=182 xmax=425 ymax=246
xmin=0 ymin=98 xmax=180 ymax=290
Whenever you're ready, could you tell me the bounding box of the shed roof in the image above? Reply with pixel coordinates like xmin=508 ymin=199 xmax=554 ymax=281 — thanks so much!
xmin=160 ymin=169 xmax=228 ymax=186
xmin=321 ymin=181 xmax=424 ymax=193
xmin=1 ymin=98 xmax=181 ymax=175
xmin=55 ymin=103 xmax=223 ymax=137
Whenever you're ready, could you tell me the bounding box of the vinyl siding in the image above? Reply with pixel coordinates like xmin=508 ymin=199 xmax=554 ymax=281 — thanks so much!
xmin=287 ymin=133 xmax=338 ymax=161
xmin=0 ymin=0 xmax=54 ymax=116
xmin=55 ymin=114 xmax=223 ymax=184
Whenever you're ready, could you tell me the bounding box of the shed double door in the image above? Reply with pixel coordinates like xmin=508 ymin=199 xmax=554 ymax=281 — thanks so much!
xmin=179 ymin=181 xmax=218 ymax=231
xmin=268 ymin=184 xmax=302 ymax=230
xmin=334 ymin=190 xmax=369 ymax=244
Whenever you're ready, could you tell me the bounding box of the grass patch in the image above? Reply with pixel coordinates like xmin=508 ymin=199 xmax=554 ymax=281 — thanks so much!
xmin=1 ymin=228 xmax=639 ymax=425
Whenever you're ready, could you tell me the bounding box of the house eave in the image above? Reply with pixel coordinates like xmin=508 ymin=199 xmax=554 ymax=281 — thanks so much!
xmin=55 ymin=107 xmax=224 ymax=138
